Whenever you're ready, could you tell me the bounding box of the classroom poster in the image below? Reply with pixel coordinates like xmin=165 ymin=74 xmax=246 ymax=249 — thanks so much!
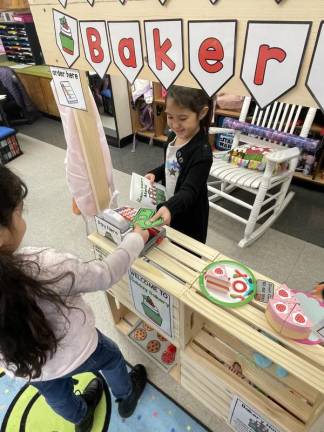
xmin=229 ymin=396 xmax=280 ymax=432
xmin=50 ymin=67 xmax=87 ymax=110
xmin=128 ymin=268 xmax=173 ymax=338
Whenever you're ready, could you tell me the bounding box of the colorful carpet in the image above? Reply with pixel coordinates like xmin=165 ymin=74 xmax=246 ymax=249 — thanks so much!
xmin=0 ymin=371 xmax=208 ymax=432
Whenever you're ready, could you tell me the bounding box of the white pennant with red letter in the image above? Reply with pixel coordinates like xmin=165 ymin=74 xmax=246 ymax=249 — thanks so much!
xmin=79 ymin=21 xmax=111 ymax=78
xmin=241 ymin=21 xmax=311 ymax=109
xmin=306 ymin=21 xmax=324 ymax=112
xmin=144 ymin=19 xmax=183 ymax=89
xmin=107 ymin=21 xmax=143 ymax=84
xmin=188 ymin=20 xmax=236 ymax=97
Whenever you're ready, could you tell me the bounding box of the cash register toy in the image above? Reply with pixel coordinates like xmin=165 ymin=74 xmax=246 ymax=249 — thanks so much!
xmin=95 ymin=208 xmax=166 ymax=256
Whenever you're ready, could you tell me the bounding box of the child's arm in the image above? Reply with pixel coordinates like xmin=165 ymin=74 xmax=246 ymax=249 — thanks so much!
xmin=158 ymin=157 xmax=212 ymax=220
xmin=41 ymin=229 xmax=148 ymax=295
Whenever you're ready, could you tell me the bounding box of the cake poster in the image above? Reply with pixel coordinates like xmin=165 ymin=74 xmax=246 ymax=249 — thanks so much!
xmin=128 ymin=268 xmax=173 ymax=338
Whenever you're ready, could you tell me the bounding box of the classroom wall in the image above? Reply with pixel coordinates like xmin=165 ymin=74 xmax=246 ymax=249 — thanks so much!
xmin=29 ymin=0 xmax=323 ymax=108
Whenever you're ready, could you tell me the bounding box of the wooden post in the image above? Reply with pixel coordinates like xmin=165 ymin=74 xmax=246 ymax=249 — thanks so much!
xmin=73 ymin=71 xmax=111 ymax=212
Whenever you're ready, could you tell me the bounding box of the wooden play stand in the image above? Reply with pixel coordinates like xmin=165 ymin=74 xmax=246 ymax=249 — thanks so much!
xmin=89 ymin=227 xmax=324 ymax=432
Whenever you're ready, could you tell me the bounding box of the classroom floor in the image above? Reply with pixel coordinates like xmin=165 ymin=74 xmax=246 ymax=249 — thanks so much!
xmin=8 ymin=128 xmax=324 ymax=432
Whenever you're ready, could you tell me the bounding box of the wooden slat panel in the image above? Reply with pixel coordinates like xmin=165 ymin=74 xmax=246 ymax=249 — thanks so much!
xmin=203 ymin=321 xmax=317 ymax=404
xmin=181 ymin=290 xmax=324 ymax=394
xmin=194 ymin=330 xmax=313 ymax=421
xmin=183 ymin=344 xmax=305 ymax=432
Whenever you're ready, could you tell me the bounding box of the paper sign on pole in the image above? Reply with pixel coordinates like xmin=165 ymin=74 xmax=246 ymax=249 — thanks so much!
xmin=128 ymin=268 xmax=173 ymax=338
xmin=107 ymin=21 xmax=144 ymax=84
xmin=80 ymin=21 xmax=111 ymax=78
xmin=188 ymin=20 xmax=236 ymax=97
xmin=50 ymin=66 xmax=86 ymax=111
xmin=53 ymin=9 xmax=80 ymax=67
xmin=306 ymin=21 xmax=324 ymax=113
xmin=241 ymin=21 xmax=311 ymax=109
xmin=144 ymin=19 xmax=184 ymax=89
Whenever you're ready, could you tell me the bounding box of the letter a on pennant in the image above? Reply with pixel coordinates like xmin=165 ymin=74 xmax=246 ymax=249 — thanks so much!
xmin=306 ymin=21 xmax=324 ymax=113
xmin=108 ymin=21 xmax=144 ymax=84
xmin=188 ymin=20 xmax=236 ymax=97
xmin=241 ymin=21 xmax=311 ymax=109
xmin=80 ymin=21 xmax=111 ymax=78
xmin=144 ymin=20 xmax=183 ymax=89
xmin=53 ymin=10 xmax=80 ymax=67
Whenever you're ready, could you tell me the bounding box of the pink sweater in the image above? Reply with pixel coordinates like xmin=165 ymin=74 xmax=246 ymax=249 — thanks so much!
xmin=2 ymin=232 xmax=144 ymax=381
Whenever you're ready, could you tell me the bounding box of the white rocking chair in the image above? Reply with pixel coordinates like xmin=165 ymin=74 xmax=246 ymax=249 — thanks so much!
xmin=208 ymin=97 xmax=319 ymax=247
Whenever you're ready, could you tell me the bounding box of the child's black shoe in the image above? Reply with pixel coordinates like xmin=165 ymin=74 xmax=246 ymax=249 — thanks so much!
xmin=118 ymin=364 xmax=147 ymax=418
xmin=75 ymin=376 xmax=104 ymax=432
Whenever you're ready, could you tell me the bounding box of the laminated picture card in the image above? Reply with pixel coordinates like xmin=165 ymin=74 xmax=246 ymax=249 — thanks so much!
xmin=130 ymin=173 xmax=166 ymax=209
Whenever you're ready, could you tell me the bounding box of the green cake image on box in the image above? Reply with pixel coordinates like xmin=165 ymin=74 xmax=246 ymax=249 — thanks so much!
xmin=141 ymin=295 xmax=163 ymax=326
xmin=59 ymin=17 xmax=74 ymax=55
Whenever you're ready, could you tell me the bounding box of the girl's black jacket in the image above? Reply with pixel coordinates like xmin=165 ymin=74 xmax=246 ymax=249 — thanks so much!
xmin=149 ymin=129 xmax=213 ymax=243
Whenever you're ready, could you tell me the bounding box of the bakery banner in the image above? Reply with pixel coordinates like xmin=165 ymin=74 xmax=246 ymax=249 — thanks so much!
xmin=52 ymin=9 xmax=324 ymax=110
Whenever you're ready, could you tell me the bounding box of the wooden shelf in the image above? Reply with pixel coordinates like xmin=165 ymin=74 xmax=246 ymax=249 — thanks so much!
xmin=215 ymin=108 xmax=241 ymax=118
xmin=155 ymin=98 xmax=166 ymax=105
xmin=155 ymin=134 xmax=168 ymax=142
xmin=293 ymin=171 xmax=324 ymax=185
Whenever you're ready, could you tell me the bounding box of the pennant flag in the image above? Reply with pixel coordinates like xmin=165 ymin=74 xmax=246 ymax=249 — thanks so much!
xmin=87 ymin=0 xmax=95 ymax=5
xmin=108 ymin=21 xmax=144 ymax=84
xmin=53 ymin=10 xmax=80 ymax=68
xmin=144 ymin=19 xmax=184 ymax=90
xmin=188 ymin=20 xmax=236 ymax=97
xmin=58 ymin=0 xmax=67 ymax=7
xmin=80 ymin=21 xmax=111 ymax=78
xmin=241 ymin=21 xmax=311 ymax=109
xmin=306 ymin=21 xmax=324 ymax=112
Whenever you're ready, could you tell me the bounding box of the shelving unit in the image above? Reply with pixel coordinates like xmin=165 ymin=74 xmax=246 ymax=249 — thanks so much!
xmin=0 ymin=21 xmax=43 ymax=64
xmin=129 ymin=80 xmax=168 ymax=145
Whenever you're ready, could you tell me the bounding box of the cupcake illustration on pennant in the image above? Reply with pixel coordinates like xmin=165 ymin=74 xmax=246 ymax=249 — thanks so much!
xmin=53 ymin=9 xmax=80 ymax=67
xmin=141 ymin=295 xmax=163 ymax=326
xmin=59 ymin=16 xmax=74 ymax=55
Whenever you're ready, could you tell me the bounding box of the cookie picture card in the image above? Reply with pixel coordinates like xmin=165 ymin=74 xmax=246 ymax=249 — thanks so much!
xmin=128 ymin=320 xmax=177 ymax=372
xmin=199 ymin=260 xmax=256 ymax=308
xmin=53 ymin=10 xmax=80 ymax=67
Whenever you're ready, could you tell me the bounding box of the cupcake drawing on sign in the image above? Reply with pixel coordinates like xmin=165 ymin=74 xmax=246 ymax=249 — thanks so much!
xmin=59 ymin=16 xmax=74 ymax=55
xmin=141 ymin=295 xmax=163 ymax=326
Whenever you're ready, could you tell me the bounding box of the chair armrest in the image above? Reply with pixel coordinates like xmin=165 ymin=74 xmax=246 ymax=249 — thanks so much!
xmin=266 ymin=147 xmax=300 ymax=163
xmin=209 ymin=127 xmax=235 ymax=135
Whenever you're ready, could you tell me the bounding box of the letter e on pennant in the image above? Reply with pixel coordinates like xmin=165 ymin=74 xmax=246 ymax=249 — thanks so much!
xmin=80 ymin=21 xmax=111 ymax=78
xmin=188 ymin=20 xmax=236 ymax=97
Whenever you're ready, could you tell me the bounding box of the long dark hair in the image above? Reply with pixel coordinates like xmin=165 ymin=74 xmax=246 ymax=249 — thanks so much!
xmin=167 ymin=85 xmax=213 ymax=134
xmin=0 ymin=166 xmax=74 ymax=380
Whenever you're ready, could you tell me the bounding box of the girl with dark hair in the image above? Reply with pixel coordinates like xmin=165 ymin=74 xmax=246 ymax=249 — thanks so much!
xmin=0 ymin=166 xmax=149 ymax=432
xmin=146 ymin=85 xmax=213 ymax=243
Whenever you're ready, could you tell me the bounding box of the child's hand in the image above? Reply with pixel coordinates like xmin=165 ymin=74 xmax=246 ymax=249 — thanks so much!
xmin=151 ymin=206 xmax=171 ymax=225
xmin=133 ymin=225 xmax=150 ymax=244
xmin=145 ymin=173 xmax=155 ymax=184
